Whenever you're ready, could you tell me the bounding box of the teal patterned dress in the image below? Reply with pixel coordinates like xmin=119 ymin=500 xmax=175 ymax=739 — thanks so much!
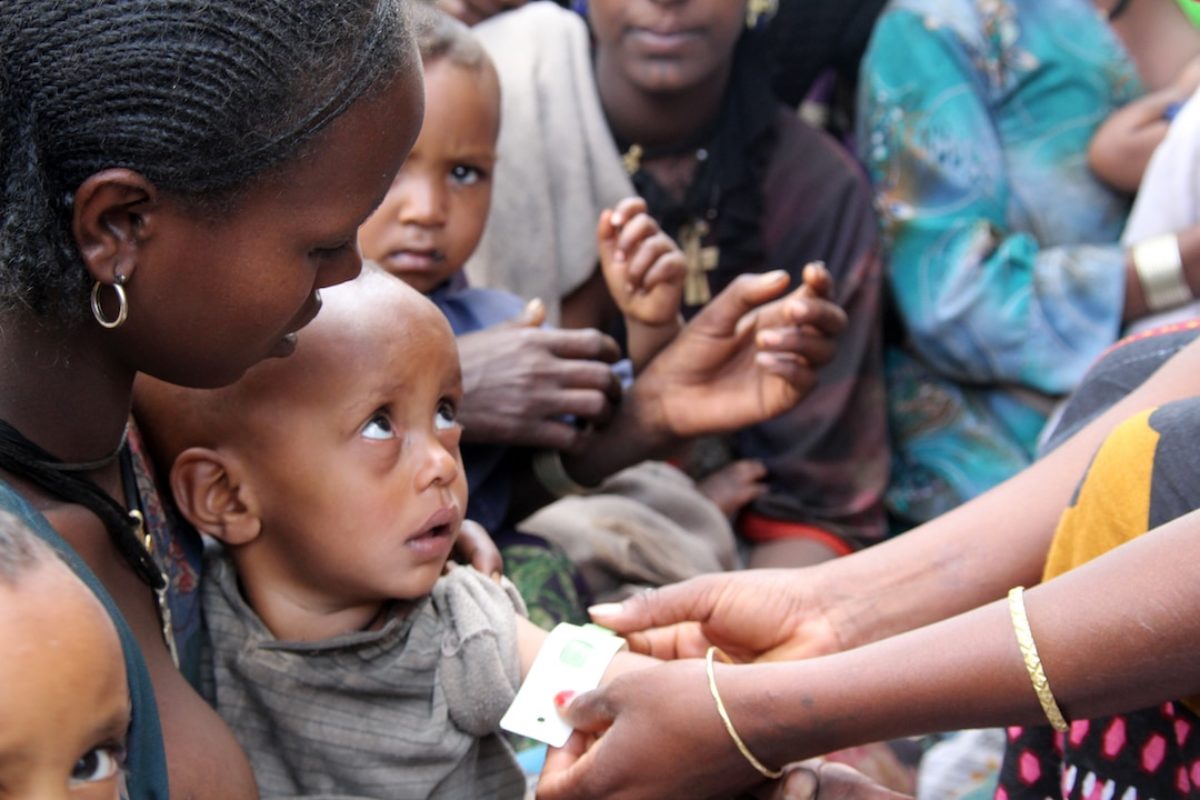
xmin=857 ymin=0 xmax=1142 ymax=527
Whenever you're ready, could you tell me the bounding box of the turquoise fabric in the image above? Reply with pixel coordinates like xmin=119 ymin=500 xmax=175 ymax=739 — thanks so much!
xmin=857 ymin=0 xmax=1142 ymax=525
xmin=0 ymin=481 xmax=169 ymax=800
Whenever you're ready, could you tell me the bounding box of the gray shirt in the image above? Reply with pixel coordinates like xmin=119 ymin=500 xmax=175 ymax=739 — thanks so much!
xmin=204 ymin=556 xmax=527 ymax=799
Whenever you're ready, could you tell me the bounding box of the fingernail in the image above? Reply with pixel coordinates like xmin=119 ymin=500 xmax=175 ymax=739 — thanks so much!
xmin=784 ymin=767 xmax=819 ymax=800
xmin=554 ymin=690 xmax=576 ymax=708
xmin=611 ymin=212 xmax=624 ymax=226
xmin=760 ymin=269 xmax=788 ymax=282
xmin=490 ymin=570 xmax=503 ymax=584
xmin=588 ymin=603 xmax=622 ymax=618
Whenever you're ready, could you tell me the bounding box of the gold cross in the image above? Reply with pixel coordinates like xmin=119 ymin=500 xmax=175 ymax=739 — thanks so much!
xmin=622 ymin=144 xmax=644 ymax=176
xmin=679 ymin=220 xmax=719 ymax=306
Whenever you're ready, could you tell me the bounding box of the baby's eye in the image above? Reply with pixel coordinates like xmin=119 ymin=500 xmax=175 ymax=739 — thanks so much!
xmin=69 ymin=744 xmax=125 ymax=785
xmin=435 ymin=399 xmax=458 ymax=431
xmin=362 ymin=413 xmax=396 ymax=440
xmin=450 ymin=164 xmax=484 ymax=187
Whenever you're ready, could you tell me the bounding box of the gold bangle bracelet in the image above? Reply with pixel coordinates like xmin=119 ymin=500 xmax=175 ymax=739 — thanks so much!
xmin=1007 ymin=587 xmax=1070 ymax=733
xmin=706 ymin=647 xmax=784 ymax=780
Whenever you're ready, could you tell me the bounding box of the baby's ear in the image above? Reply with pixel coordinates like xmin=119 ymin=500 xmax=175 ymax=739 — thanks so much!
xmin=170 ymin=447 xmax=262 ymax=546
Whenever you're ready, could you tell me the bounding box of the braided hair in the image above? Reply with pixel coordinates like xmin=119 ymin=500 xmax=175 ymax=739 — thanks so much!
xmin=0 ymin=0 xmax=414 ymax=326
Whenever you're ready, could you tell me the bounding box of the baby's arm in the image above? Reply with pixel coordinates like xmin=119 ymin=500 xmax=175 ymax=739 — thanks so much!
xmin=597 ymin=197 xmax=685 ymax=372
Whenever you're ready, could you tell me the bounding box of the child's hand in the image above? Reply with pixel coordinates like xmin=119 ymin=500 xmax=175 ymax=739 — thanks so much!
xmin=453 ymin=519 xmax=504 ymax=582
xmin=597 ymin=197 xmax=685 ymax=328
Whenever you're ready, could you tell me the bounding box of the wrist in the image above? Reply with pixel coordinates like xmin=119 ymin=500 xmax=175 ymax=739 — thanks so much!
xmin=717 ymin=660 xmax=841 ymax=769
xmin=561 ymin=380 xmax=672 ymax=485
xmin=623 ymin=314 xmax=684 ymax=334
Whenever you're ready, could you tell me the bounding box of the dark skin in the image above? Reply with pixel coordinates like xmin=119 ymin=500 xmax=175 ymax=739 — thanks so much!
xmin=0 ymin=67 xmax=424 ymax=800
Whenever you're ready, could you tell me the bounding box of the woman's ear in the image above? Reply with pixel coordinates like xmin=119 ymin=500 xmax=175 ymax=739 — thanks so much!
xmin=170 ymin=447 xmax=262 ymax=547
xmin=71 ymin=168 xmax=158 ymax=285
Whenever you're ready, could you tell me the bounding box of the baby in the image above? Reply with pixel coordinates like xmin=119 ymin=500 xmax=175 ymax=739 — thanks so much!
xmin=0 ymin=509 xmax=131 ymax=799
xmin=133 ymin=268 xmax=654 ymax=799
xmin=358 ymin=3 xmax=687 ymax=373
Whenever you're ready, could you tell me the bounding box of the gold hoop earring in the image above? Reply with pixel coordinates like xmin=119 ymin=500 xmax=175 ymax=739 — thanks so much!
xmin=90 ymin=275 xmax=129 ymax=329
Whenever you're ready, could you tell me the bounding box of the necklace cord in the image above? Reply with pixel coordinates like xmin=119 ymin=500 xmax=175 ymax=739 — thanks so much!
xmin=0 ymin=419 xmax=165 ymax=589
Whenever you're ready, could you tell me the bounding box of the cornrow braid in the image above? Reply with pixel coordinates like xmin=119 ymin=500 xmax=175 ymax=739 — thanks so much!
xmin=0 ymin=0 xmax=414 ymax=325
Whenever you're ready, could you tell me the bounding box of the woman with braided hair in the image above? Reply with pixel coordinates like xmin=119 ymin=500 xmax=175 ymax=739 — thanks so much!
xmin=0 ymin=2 xmax=854 ymax=797
xmin=0 ymin=1 xmax=425 ymax=796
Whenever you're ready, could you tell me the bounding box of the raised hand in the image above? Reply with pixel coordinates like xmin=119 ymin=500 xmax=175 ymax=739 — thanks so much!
xmin=597 ymin=197 xmax=686 ymax=329
xmin=631 ymin=264 xmax=846 ymax=440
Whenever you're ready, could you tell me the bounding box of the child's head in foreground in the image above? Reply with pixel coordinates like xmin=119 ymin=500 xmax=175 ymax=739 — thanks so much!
xmin=0 ymin=510 xmax=130 ymax=799
xmin=357 ymin=4 xmax=501 ymax=294
xmin=133 ymin=267 xmax=467 ymax=639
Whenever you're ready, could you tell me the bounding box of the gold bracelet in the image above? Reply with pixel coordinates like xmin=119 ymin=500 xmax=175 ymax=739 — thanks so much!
xmin=1007 ymin=587 xmax=1070 ymax=732
xmin=530 ymin=449 xmax=594 ymax=499
xmin=1133 ymin=234 xmax=1192 ymax=312
xmin=706 ymin=646 xmax=784 ymax=780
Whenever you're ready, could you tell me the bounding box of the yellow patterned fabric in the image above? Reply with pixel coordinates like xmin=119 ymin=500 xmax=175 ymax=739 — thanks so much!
xmin=1041 ymin=409 xmax=1157 ymax=583
xmin=1040 ymin=405 xmax=1199 ymax=714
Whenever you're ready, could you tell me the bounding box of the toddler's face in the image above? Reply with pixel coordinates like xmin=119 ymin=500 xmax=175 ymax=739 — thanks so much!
xmin=239 ymin=286 xmax=469 ymax=609
xmin=0 ymin=559 xmax=130 ymax=799
xmin=589 ymin=0 xmax=747 ymax=96
xmin=359 ymin=58 xmax=500 ymax=294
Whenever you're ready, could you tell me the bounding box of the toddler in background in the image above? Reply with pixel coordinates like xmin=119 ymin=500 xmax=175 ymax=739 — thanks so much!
xmin=133 ymin=268 xmax=656 ymax=799
xmin=358 ymin=2 xmax=687 ymax=376
xmin=0 ymin=508 xmax=131 ymax=799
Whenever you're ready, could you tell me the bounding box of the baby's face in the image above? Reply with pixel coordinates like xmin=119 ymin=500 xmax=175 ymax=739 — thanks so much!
xmin=0 ymin=559 xmax=130 ymax=799
xmin=239 ymin=284 xmax=469 ymax=609
xmin=358 ymin=58 xmax=500 ymax=294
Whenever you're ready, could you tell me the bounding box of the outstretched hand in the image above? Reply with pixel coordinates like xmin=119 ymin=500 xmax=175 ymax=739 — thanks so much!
xmin=631 ymin=263 xmax=845 ymax=440
xmin=451 ymin=520 xmax=503 ymax=580
xmin=587 ymin=568 xmax=843 ymax=665
xmin=536 ymin=657 xmax=767 ymax=800
xmin=597 ymin=196 xmax=686 ymax=329
xmin=454 ymin=299 xmax=622 ymax=450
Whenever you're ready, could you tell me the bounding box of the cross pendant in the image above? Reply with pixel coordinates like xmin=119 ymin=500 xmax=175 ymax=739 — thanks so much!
xmin=679 ymin=220 xmax=719 ymax=306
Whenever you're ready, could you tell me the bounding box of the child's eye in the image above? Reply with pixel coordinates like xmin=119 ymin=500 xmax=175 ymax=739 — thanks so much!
xmin=362 ymin=413 xmax=396 ymax=440
xmin=450 ymin=164 xmax=484 ymax=187
xmin=69 ymin=744 xmax=125 ymax=785
xmin=435 ymin=399 xmax=458 ymax=431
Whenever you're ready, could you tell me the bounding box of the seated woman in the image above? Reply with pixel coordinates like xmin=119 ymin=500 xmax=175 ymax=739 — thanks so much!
xmin=857 ymin=0 xmax=1200 ymax=528
xmin=465 ymin=0 xmax=890 ymax=567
